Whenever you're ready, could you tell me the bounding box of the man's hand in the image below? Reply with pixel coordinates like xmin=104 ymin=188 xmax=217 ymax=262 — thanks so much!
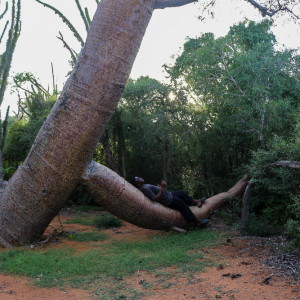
xmin=154 ymin=180 xmax=167 ymax=202
xmin=161 ymin=181 xmax=167 ymax=189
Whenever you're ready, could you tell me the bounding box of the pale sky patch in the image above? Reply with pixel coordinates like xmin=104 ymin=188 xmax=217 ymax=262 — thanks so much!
xmin=1 ymin=0 xmax=299 ymax=115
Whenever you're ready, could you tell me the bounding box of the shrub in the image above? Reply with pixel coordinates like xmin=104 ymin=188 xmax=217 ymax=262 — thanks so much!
xmin=285 ymin=219 xmax=300 ymax=248
xmin=93 ymin=215 xmax=122 ymax=229
xmin=243 ymin=216 xmax=279 ymax=237
xmin=244 ymin=131 xmax=300 ymax=226
xmin=284 ymin=195 xmax=300 ymax=249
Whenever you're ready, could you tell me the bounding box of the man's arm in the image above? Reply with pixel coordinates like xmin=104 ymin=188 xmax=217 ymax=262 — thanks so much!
xmin=154 ymin=181 xmax=167 ymax=202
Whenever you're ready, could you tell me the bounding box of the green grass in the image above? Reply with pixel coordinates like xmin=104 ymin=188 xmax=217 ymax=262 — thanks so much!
xmin=65 ymin=215 xmax=122 ymax=229
xmin=0 ymin=230 xmax=218 ymax=290
xmin=67 ymin=231 xmax=108 ymax=242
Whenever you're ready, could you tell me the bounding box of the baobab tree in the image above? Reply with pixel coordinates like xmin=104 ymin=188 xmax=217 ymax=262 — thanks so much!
xmin=0 ymin=0 xmax=297 ymax=247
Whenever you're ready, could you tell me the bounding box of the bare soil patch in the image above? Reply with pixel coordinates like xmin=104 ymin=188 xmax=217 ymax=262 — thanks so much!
xmin=0 ymin=212 xmax=299 ymax=300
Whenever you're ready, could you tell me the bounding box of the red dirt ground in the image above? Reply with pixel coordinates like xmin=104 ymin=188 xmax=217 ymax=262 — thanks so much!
xmin=0 ymin=215 xmax=299 ymax=300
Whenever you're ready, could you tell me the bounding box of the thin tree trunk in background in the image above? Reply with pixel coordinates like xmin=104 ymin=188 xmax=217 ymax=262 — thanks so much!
xmin=162 ymin=140 xmax=168 ymax=182
xmin=82 ymin=161 xmax=249 ymax=230
xmin=241 ymin=178 xmax=253 ymax=229
xmin=258 ymin=96 xmax=269 ymax=147
xmin=101 ymin=129 xmax=120 ymax=174
xmin=121 ymin=146 xmax=127 ymax=179
xmin=0 ymin=0 xmax=154 ymax=247
xmin=0 ymin=151 xmax=3 ymax=180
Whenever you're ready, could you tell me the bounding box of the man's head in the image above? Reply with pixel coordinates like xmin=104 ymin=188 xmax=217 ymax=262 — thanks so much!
xmin=133 ymin=176 xmax=144 ymax=188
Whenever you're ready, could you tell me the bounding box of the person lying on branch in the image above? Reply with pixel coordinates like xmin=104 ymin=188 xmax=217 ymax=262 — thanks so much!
xmin=133 ymin=177 xmax=208 ymax=230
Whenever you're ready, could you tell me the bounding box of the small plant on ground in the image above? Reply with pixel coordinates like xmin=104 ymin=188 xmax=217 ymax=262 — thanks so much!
xmin=93 ymin=215 xmax=122 ymax=229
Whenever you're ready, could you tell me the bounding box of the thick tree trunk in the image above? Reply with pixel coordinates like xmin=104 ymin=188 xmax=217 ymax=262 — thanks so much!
xmin=0 ymin=0 xmax=155 ymax=247
xmin=82 ymin=161 xmax=249 ymax=230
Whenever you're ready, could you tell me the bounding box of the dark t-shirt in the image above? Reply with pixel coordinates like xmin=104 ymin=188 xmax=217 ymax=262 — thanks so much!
xmin=139 ymin=184 xmax=173 ymax=206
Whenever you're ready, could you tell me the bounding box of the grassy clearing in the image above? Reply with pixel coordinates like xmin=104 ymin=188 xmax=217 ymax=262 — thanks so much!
xmin=0 ymin=211 xmax=220 ymax=299
xmin=0 ymin=230 xmax=218 ymax=290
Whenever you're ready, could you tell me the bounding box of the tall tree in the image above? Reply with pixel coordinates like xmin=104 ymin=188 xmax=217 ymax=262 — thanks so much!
xmin=166 ymin=20 xmax=300 ymax=193
xmin=0 ymin=0 xmax=295 ymax=247
xmin=0 ymin=0 xmax=199 ymax=247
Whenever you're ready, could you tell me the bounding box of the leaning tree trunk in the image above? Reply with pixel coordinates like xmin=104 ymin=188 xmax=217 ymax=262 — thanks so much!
xmin=0 ymin=0 xmax=154 ymax=247
xmin=0 ymin=0 xmax=198 ymax=247
xmin=82 ymin=161 xmax=249 ymax=230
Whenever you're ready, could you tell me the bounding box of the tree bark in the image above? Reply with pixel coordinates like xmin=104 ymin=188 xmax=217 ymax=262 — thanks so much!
xmin=0 ymin=0 xmax=198 ymax=247
xmin=82 ymin=161 xmax=249 ymax=230
xmin=0 ymin=0 xmax=155 ymax=247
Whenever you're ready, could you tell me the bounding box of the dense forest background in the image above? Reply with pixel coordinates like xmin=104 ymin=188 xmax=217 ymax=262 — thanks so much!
xmin=1 ymin=1 xmax=299 ymax=248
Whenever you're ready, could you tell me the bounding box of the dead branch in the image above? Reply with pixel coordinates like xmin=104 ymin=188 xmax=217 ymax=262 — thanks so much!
xmin=268 ymin=161 xmax=300 ymax=169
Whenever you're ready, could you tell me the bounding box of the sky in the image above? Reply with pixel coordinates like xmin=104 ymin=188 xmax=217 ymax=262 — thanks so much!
xmin=1 ymin=0 xmax=300 ymax=115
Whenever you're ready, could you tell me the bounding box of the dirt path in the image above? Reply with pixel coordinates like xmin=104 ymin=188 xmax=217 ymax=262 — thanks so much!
xmin=0 ymin=215 xmax=299 ymax=300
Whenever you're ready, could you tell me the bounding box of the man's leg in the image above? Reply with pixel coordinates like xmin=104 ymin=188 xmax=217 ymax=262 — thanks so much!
xmin=171 ymin=191 xmax=194 ymax=205
xmin=171 ymin=190 xmax=205 ymax=207
xmin=168 ymin=196 xmax=196 ymax=222
xmin=169 ymin=195 xmax=209 ymax=227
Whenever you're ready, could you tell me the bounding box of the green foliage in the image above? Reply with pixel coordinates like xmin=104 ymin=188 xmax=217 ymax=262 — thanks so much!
xmin=68 ymin=184 xmax=94 ymax=205
xmin=2 ymin=72 xmax=57 ymax=176
xmin=243 ymin=216 xmax=279 ymax=237
xmin=284 ymin=195 xmax=300 ymax=248
xmin=164 ymin=19 xmax=300 ymax=196
xmin=285 ymin=220 xmax=300 ymax=249
xmin=3 ymin=119 xmax=31 ymax=165
xmin=245 ymin=129 xmax=300 ymax=226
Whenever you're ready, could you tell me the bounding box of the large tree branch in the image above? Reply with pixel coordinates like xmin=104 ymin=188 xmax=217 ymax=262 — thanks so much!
xmin=154 ymin=0 xmax=198 ymax=9
xmin=246 ymin=0 xmax=276 ymax=16
xmin=81 ymin=161 xmax=249 ymax=230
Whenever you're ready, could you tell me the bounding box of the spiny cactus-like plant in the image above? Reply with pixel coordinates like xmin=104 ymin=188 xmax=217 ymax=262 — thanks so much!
xmin=35 ymin=0 xmax=97 ymax=69
xmin=0 ymin=0 xmax=21 ymax=107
